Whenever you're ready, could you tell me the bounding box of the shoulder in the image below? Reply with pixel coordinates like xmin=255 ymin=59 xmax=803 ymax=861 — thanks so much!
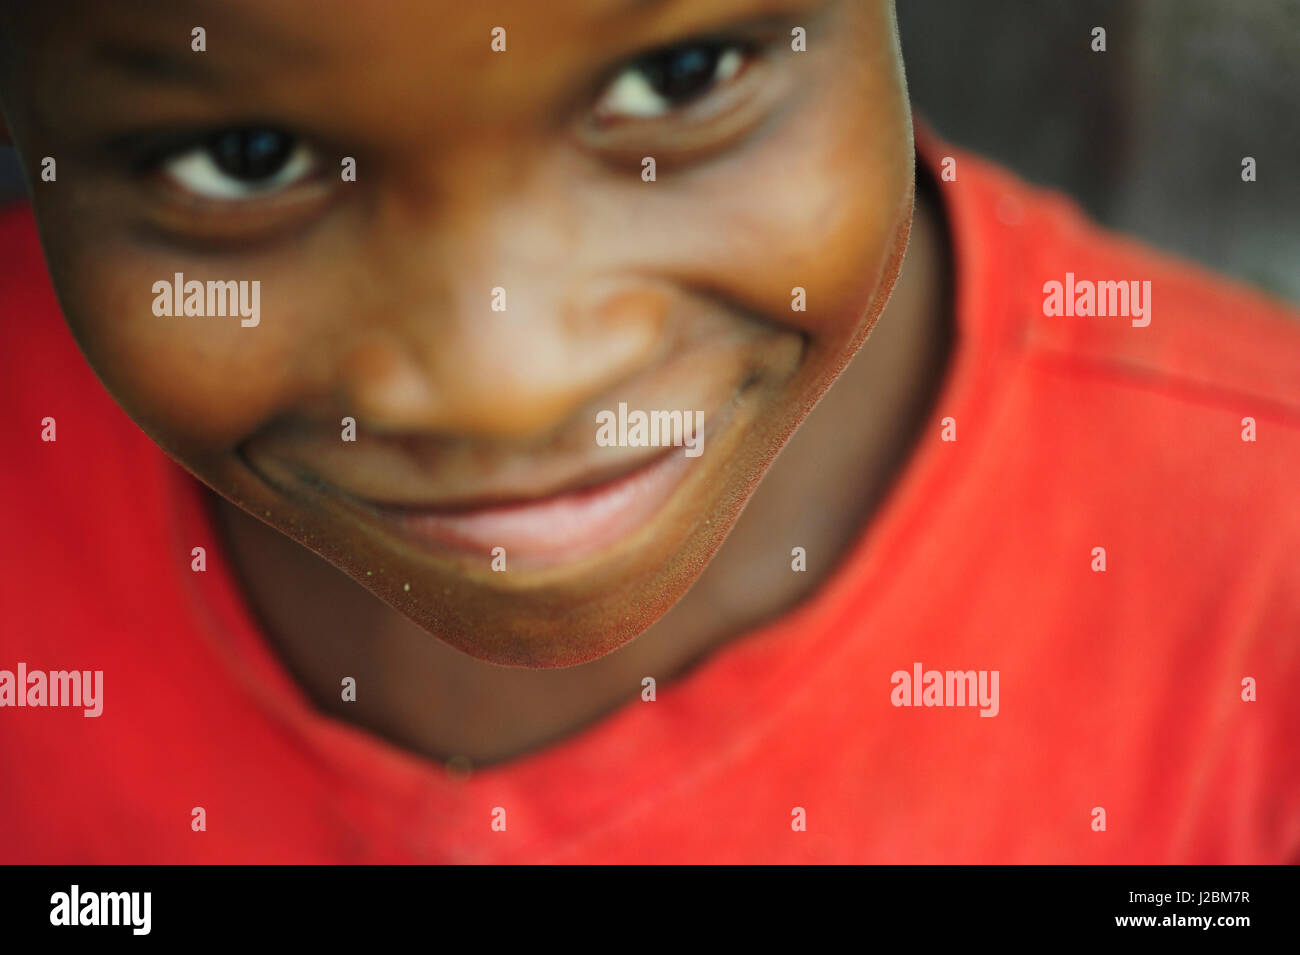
xmin=0 ymin=201 xmax=153 ymax=528
xmin=928 ymin=133 xmax=1300 ymax=607
xmin=937 ymin=141 xmax=1300 ymax=419
xmin=0 ymin=202 xmax=112 ymax=410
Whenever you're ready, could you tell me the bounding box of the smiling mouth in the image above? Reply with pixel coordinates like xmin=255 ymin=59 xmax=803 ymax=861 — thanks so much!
xmin=240 ymin=406 xmax=728 ymax=574
xmin=237 ymin=341 xmax=777 ymax=575
xmin=341 ymin=445 xmax=697 ymax=568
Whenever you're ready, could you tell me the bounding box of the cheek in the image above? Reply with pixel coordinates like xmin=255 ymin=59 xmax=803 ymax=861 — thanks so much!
xmin=40 ymin=228 xmax=328 ymax=457
xmin=609 ymin=41 xmax=914 ymax=374
xmin=728 ymin=142 xmax=913 ymax=352
xmin=725 ymin=97 xmax=913 ymax=352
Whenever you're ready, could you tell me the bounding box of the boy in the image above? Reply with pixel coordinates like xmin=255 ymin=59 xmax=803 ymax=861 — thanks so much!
xmin=0 ymin=0 xmax=1296 ymax=862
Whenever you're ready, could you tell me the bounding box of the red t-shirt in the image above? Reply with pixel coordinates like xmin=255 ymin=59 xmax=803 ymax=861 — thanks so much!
xmin=2 ymin=130 xmax=1298 ymax=863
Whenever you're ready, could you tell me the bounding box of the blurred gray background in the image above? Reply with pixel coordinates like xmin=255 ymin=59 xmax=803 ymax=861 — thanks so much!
xmin=897 ymin=0 xmax=1299 ymax=302
xmin=3 ymin=0 xmax=1297 ymax=301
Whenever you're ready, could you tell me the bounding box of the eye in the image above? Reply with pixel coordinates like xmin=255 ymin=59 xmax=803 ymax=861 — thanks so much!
xmin=160 ymin=128 xmax=319 ymax=200
xmin=596 ymin=42 xmax=751 ymax=120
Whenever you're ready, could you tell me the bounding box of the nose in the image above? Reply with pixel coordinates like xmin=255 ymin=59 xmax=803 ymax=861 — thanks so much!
xmin=337 ymin=275 xmax=671 ymax=440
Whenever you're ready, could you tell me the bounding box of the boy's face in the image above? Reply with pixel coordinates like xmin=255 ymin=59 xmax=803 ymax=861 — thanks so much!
xmin=1 ymin=0 xmax=913 ymax=665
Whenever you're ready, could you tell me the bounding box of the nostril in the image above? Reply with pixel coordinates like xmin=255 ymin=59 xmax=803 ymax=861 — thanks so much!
xmin=332 ymin=281 xmax=675 ymax=440
xmin=338 ymin=339 xmax=441 ymax=430
xmin=567 ymin=278 xmax=676 ymax=383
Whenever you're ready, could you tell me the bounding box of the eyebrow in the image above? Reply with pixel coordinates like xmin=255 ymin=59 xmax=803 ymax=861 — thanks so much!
xmin=598 ymin=0 xmax=804 ymax=27
xmin=85 ymin=0 xmax=320 ymax=90
xmin=603 ymin=0 xmax=676 ymax=11
xmin=93 ymin=44 xmax=226 ymax=86
xmin=610 ymin=0 xmax=825 ymax=37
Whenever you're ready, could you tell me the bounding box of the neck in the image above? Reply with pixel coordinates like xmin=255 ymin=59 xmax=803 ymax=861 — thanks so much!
xmin=213 ymin=178 xmax=954 ymax=767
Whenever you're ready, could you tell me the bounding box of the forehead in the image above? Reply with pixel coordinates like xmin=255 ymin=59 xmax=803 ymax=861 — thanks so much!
xmin=15 ymin=0 xmax=814 ymax=68
xmin=9 ymin=0 xmax=824 ymax=133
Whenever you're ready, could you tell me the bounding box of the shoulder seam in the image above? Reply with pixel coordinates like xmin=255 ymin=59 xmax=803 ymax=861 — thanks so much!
xmin=1022 ymin=344 xmax=1300 ymax=428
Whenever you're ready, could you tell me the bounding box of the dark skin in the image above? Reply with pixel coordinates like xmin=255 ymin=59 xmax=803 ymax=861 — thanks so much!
xmin=0 ymin=0 xmax=951 ymax=763
xmin=216 ymin=184 xmax=950 ymax=764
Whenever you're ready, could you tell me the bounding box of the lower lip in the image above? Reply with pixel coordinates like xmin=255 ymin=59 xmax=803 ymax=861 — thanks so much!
xmin=354 ymin=450 xmax=696 ymax=568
